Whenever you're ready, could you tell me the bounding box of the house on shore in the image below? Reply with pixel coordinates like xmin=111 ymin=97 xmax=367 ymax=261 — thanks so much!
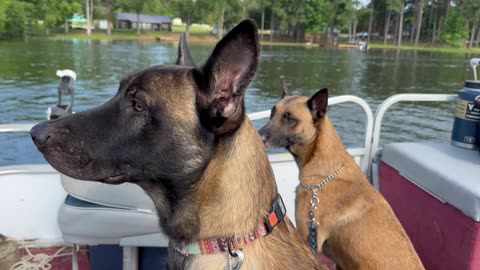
xmin=116 ymin=13 xmax=172 ymax=31
xmin=69 ymin=15 xmax=88 ymax=29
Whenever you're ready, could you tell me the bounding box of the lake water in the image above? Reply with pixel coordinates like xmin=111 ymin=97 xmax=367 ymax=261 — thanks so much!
xmin=0 ymin=39 xmax=477 ymax=165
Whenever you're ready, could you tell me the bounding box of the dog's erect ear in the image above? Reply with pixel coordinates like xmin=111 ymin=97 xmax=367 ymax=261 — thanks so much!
xmin=307 ymin=88 xmax=328 ymax=122
xmin=197 ymin=19 xmax=259 ymax=135
xmin=282 ymin=79 xmax=291 ymax=98
xmin=176 ymin=33 xmax=195 ymax=66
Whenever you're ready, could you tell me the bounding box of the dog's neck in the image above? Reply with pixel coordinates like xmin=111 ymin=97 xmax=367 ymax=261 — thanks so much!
xmin=139 ymin=119 xmax=277 ymax=243
xmin=290 ymin=116 xmax=354 ymax=180
xmin=195 ymin=119 xmax=278 ymax=239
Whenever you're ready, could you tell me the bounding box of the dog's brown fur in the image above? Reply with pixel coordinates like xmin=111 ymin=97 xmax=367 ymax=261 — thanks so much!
xmin=31 ymin=20 xmax=326 ymax=270
xmin=259 ymin=88 xmax=424 ymax=270
xmin=168 ymin=118 xmax=327 ymax=269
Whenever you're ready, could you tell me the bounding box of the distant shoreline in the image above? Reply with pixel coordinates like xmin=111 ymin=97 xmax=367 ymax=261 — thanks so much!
xmin=368 ymin=43 xmax=480 ymax=53
xmin=37 ymin=31 xmax=316 ymax=47
xmin=22 ymin=31 xmax=480 ymax=53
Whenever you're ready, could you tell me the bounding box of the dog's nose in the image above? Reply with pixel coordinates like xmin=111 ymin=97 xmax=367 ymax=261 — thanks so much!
xmin=30 ymin=121 xmax=51 ymax=146
xmin=261 ymin=133 xmax=270 ymax=143
xmin=258 ymin=128 xmax=270 ymax=143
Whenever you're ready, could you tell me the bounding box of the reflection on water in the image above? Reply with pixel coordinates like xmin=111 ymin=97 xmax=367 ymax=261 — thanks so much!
xmin=0 ymin=39 xmax=477 ymax=165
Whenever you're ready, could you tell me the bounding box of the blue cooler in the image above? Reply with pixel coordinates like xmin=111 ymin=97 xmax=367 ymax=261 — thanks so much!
xmin=451 ymin=59 xmax=480 ymax=150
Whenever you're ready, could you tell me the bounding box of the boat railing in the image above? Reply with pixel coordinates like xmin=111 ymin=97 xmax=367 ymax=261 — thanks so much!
xmin=5 ymin=93 xmax=458 ymax=188
xmin=0 ymin=123 xmax=51 ymax=175
xmin=0 ymin=95 xmax=375 ymax=177
xmin=0 ymin=107 xmax=53 ymax=133
xmin=369 ymin=93 xmax=457 ymax=188
xmin=0 ymin=164 xmax=57 ymax=176
xmin=249 ymin=95 xmax=375 ymax=175
xmin=0 ymin=124 xmax=36 ymax=133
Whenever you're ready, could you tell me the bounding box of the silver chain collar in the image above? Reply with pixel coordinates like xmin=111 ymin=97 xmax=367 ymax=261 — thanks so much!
xmin=300 ymin=164 xmax=346 ymax=228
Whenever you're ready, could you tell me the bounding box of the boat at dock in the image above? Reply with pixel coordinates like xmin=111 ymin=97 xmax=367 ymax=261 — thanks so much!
xmin=338 ymin=41 xmax=367 ymax=51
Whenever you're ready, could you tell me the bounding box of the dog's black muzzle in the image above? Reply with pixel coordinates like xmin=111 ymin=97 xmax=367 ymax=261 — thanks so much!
xmin=31 ymin=121 xmax=52 ymax=147
xmin=31 ymin=119 xmax=71 ymax=149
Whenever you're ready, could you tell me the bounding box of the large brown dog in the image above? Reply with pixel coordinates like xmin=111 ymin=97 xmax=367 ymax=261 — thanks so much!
xmin=30 ymin=20 xmax=326 ymax=269
xmin=259 ymin=85 xmax=424 ymax=270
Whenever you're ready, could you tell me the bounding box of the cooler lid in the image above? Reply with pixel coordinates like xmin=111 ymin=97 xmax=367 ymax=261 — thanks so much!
xmin=381 ymin=142 xmax=480 ymax=221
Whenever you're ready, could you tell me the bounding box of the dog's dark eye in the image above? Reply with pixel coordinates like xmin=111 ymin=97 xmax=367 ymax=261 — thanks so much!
xmin=283 ymin=112 xmax=294 ymax=121
xmin=132 ymin=100 xmax=145 ymax=112
xmin=283 ymin=112 xmax=297 ymax=125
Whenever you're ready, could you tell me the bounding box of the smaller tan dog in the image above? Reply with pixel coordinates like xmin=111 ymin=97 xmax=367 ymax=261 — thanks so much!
xmin=259 ymin=83 xmax=424 ymax=270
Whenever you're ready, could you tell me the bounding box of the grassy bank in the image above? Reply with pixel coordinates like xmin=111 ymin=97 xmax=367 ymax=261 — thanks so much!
xmin=46 ymin=25 xmax=213 ymax=41
xmin=368 ymin=42 xmax=480 ymax=53
xmin=260 ymin=41 xmax=313 ymax=47
xmin=171 ymin=24 xmax=211 ymax=35
xmin=47 ymin=30 xmax=217 ymax=43
xmin=37 ymin=30 xmax=480 ymax=53
xmin=43 ymin=30 xmax=313 ymax=47
xmin=50 ymin=31 xmax=148 ymax=41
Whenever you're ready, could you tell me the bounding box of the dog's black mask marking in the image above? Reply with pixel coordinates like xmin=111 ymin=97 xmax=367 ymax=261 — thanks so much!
xmin=30 ymin=19 xmax=259 ymax=242
xmin=32 ymin=67 xmax=212 ymax=186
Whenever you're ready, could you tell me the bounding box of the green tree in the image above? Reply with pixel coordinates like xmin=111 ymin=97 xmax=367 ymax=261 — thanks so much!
xmin=100 ymin=0 xmax=120 ymax=35
xmin=86 ymin=0 xmax=93 ymax=35
xmin=0 ymin=1 xmax=34 ymax=39
xmin=384 ymin=0 xmax=402 ymax=45
xmin=184 ymin=0 xmax=241 ymax=39
xmin=396 ymin=0 xmax=404 ymax=48
xmin=441 ymin=7 xmax=468 ymax=47
xmin=207 ymin=0 xmax=229 ymax=38
xmin=258 ymin=0 xmax=268 ymax=42
xmin=465 ymin=0 xmax=480 ymax=48
xmin=240 ymin=0 xmax=258 ymax=18
xmin=210 ymin=0 xmax=241 ymax=38
xmin=44 ymin=0 xmax=81 ymax=34
xmin=367 ymin=0 xmax=374 ymax=43
xmin=304 ymin=0 xmax=331 ymax=43
xmin=272 ymin=0 xmax=306 ymax=42
xmin=121 ymin=0 xmax=151 ymax=36
xmin=0 ymin=1 xmax=8 ymax=36
xmin=222 ymin=0 xmax=243 ymax=31
xmin=142 ymin=0 xmax=173 ymax=16
xmin=290 ymin=0 xmax=306 ymax=42
xmin=167 ymin=0 xmax=198 ymax=40
xmin=325 ymin=0 xmax=345 ymax=45
xmin=414 ymin=0 xmax=425 ymax=47
xmin=338 ymin=0 xmax=361 ymax=41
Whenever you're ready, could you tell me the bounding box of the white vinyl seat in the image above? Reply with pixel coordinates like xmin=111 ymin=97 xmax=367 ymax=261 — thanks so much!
xmin=58 ymin=195 xmax=164 ymax=245
xmin=57 ymin=175 xmax=168 ymax=247
xmin=60 ymin=175 xmax=156 ymax=212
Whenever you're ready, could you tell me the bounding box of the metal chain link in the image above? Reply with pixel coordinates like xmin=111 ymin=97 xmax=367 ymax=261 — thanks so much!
xmin=300 ymin=164 xmax=346 ymax=228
